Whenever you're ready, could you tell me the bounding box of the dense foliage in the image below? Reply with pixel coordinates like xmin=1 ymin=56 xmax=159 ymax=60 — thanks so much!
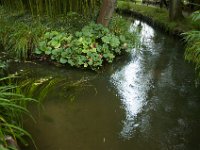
xmin=183 ymin=10 xmax=200 ymax=77
xmin=0 ymin=6 xmax=137 ymax=70
xmin=35 ymin=21 xmax=135 ymax=70
xmin=0 ymin=0 xmax=100 ymax=18
xmin=0 ymin=76 xmax=35 ymax=150
xmin=0 ymin=7 xmax=91 ymax=60
xmin=117 ymin=1 xmax=195 ymax=33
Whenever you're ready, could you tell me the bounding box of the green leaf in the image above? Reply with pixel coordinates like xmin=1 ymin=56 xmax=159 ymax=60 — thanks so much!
xmin=102 ymin=36 xmax=111 ymax=44
xmin=60 ymin=58 xmax=67 ymax=64
xmin=38 ymin=41 xmax=46 ymax=48
xmin=45 ymin=50 xmax=52 ymax=55
xmin=110 ymin=36 xmax=120 ymax=48
xmin=52 ymin=49 xmax=59 ymax=55
xmin=90 ymin=48 xmax=97 ymax=53
xmin=61 ymin=51 xmax=68 ymax=57
xmin=49 ymin=31 xmax=59 ymax=37
xmin=35 ymin=48 xmax=42 ymax=54
xmin=68 ymin=59 xmax=75 ymax=66
xmin=88 ymin=59 xmax=93 ymax=65
xmin=75 ymin=32 xmax=82 ymax=37
xmin=49 ymin=40 xmax=61 ymax=48
xmin=82 ymin=49 xmax=89 ymax=53
xmin=51 ymin=55 xmax=55 ymax=60
xmin=119 ymin=35 xmax=126 ymax=42
xmin=84 ymin=63 xmax=88 ymax=67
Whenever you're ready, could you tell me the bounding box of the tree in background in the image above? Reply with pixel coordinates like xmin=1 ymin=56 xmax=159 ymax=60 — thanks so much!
xmin=188 ymin=0 xmax=200 ymax=11
xmin=160 ymin=0 xmax=168 ymax=8
xmin=169 ymin=0 xmax=183 ymax=20
xmin=97 ymin=0 xmax=117 ymax=26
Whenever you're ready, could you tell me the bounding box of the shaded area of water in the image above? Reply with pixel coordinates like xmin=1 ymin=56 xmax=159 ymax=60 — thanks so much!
xmin=8 ymin=20 xmax=200 ymax=150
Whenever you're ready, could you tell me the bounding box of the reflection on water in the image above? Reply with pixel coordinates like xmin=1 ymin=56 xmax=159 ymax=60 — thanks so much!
xmin=111 ymin=20 xmax=155 ymax=139
xmin=130 ymin=20 xmax=154 ymax=46
xmin=111 ymin=59 xmax=152 ymax=138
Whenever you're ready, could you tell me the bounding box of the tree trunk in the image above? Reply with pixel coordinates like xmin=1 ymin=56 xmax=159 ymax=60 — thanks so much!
xmin=169 ymin=0 xmax=183 ymax=20
xmin=160 ymin=0 xmax=168 ymax=8
xmin=97 ymin=0 xmax=116 ymax=27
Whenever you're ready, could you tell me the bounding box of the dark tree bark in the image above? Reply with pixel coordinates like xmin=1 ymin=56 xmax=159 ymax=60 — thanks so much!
xmin=160 ymin=0 xmax=168 ymax=8
xmin=97 ymin=0 xmax=116 ymax=27
xmin=169 ymin=0 xmax=183 ymax=20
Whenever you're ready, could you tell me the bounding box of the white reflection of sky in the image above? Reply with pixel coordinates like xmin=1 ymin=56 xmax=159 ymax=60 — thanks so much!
xmin=111 ymin=20 xmax=155 ymax=139
xmin=130 ymin=20 xmax=154 ymax=46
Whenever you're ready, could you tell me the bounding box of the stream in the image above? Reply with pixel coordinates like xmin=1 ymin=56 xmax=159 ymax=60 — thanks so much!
xmin=8 ymin=20 xmax=200 ymax=150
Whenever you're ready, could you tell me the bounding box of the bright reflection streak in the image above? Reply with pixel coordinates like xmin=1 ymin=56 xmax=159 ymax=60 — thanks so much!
xmin=130 ymin=20 xmax=154 ymax=46
xmin=111 ymin=20 xmax=155 ymax=139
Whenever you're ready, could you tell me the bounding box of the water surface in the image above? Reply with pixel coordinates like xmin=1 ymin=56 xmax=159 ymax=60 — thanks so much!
xmin=10 ymin=20 xmax=200 ymax=150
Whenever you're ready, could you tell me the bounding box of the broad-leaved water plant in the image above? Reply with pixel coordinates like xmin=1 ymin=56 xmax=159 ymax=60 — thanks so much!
xmin=35 ymin=22 xmax=135 ymax=70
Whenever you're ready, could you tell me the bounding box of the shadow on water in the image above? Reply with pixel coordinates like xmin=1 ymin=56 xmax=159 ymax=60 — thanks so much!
xmin=7 ymin=20 xmax=200 ymax=150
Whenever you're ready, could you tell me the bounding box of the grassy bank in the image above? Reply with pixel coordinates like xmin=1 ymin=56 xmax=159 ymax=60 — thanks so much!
xmin=117 ymin=1 xmax=200 ymax=79
xmin=117 ymin=1 xmax=198 ymax=36
xmin=0 ymin=6 xmax=138 ymax=71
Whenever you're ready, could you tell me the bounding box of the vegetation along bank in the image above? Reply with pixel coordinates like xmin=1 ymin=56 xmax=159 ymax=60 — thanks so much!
xmin=117 ymin=1 xmax=199 ymax=36
xmin=117 ymin=0 xmax=200 ymax=77
xmin=0 ymin=1 xmax=138 ymax=71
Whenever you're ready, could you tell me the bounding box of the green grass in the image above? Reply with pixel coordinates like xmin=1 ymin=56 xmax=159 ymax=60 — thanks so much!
xmin=0 ymin=6 xmax=91 ymax=61
xmin=0 ymin=76 xmax=36 ymax=149
xmin=117 ymin=1 xmax=196 ymax=34
xmin=0 ymin=6 xmax=138 ymax=70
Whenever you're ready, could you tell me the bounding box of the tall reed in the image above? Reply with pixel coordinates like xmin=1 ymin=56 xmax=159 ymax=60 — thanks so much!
xmin=0 ymin=0 xmax=101 ymax=18
xmin=0 ymin=76 xmax=36 ymax=149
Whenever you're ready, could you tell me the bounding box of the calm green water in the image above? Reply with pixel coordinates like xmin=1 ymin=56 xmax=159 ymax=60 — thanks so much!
xmin=9 ymin=20 xmax=200 ymax=150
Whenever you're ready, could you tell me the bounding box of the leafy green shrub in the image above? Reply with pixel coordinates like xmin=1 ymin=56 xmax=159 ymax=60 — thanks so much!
xmin=183 ymin=10 xmax=200 ymax=77
xmin=0 ymin=6 xmax=136 ymax=69
xmin=190 ymin=10 xmax=200 ymax=30
xmin=35 ymin=22 xmax=135 ymax=70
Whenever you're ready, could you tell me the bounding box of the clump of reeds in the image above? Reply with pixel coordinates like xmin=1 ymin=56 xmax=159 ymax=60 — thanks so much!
xmin=0 ymin=0 xmax=100 ymax=18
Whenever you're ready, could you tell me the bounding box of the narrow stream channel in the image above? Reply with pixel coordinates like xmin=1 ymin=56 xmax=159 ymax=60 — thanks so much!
xmin=9 ymin=20 xmax=200 ymax=150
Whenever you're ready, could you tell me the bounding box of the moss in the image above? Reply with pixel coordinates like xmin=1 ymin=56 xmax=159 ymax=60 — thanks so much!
xmin=117 ymin=1 xmax=196 ymax=36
